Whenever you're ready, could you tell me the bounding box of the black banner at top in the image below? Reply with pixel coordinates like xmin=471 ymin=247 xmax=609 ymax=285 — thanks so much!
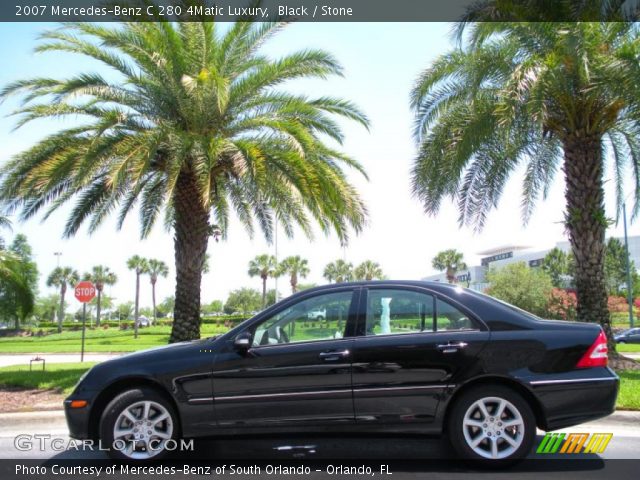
xmin=3 ymin=0 xmax=640 ymax=22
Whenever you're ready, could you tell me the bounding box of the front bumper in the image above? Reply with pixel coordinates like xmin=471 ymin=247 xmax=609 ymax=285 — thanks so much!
xmin=64 ymin=394 xmax=95 ymax=440
xmin=528 ymin=367 xmax=619 ymax=431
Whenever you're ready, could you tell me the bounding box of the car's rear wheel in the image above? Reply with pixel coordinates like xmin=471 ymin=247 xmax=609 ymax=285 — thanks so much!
xmin=100 ymin=387 xmax=178 ymax=461
xmin=448 ymin=385 xmax=535 ymax=465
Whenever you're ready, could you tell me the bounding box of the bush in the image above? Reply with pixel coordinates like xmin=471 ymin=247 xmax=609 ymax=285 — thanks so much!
xmin=546 ymin=288 xmax=577 ymax=320
xmin=608 ymin=295 xmax=629 ymax=314
xmin=486 ymin=263 xmax=553 ymax=317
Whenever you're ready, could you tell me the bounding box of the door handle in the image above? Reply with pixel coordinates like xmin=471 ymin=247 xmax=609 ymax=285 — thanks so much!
xmin=436 ymin=342 xmax=468 ymax=353
xmin=319 ymin=350 xmax=350 ymax=361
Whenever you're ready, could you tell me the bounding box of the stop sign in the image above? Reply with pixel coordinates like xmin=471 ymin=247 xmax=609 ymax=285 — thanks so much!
xmin=74 ymin=281 xmax=96 ymax=303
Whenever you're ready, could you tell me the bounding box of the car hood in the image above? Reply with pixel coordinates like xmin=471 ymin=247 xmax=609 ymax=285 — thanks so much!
xmin=107 ymin=336 xmax=221 ymax=365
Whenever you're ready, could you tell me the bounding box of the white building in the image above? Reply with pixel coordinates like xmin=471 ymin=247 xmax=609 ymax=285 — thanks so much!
xmin=422 ymin=235 xmax=640 ymax=290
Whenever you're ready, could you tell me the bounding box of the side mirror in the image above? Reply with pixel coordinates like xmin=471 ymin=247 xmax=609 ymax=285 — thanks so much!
xmin=233 ymin=332 xmax=252 ymax=351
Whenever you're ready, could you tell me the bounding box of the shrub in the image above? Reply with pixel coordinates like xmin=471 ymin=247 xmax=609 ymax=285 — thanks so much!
xmin=608 ymin=295 xmax=629 ymax=314
xmin=486 ymin=263 xmax=553 ymax=317
xmin=546 ymin=288 xmax=577 ymax=320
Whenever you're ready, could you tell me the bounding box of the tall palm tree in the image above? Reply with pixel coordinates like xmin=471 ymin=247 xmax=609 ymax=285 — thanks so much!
xmin=248 ymin=254 xmax=279 ymax=308
xmin=146 ymin=259 xmax=169 ymax=322
xmin=431 ymin=250 xmax=467 ymax=284
xmin=279 ymin=256 xmax=310 ymax=294
xmin=127 ymin=255 xmax=148 ymax=339
xmin=0 ymin=250 xmax=35 ymax=326
xmin=323 ymin=260 xmax=353 ymax=283
xmin=411 ymin=13 xmax=640 ymax=351
xmin=46 ymin=266 xmax=79 ymax=332
xmin=354 ymin=260 xmax=384 ymax=281
xmin=84 ymin=266 xmax=117 ymax=327
xmin=0 ymin=18 xmax=369 ymax=343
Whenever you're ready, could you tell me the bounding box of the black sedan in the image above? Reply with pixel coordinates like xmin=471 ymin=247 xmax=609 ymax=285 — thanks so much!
xmin=64 ymin=281 xmax=618 ymax=464
xmin=615 ymin=327 xmax=640 ymax=343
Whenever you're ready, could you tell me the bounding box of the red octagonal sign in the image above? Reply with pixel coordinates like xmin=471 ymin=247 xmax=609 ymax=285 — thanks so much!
xmin=74 ymin=281 xmax=96 ymax=303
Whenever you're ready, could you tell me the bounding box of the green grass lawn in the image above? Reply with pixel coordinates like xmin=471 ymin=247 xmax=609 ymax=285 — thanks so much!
xmin=0 ymin=362 xmax=638 ymax=410
xmin=618 ymin=371 xmax=640 ymax=410
xmin=0 ymin=362 xmax=96 ymax=395
xmin=0 ymin=324 xmax=228 ymax=353
xmin=618 ymin=343 xmax=640 ymax=353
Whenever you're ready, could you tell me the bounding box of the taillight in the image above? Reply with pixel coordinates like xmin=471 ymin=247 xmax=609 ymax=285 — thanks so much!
xmin=576 ymin=330 xmax=608 ymax=368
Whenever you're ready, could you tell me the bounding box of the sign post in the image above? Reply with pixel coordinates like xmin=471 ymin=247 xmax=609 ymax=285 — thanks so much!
xmin=74 ymin=281 xmax=96 ymax=362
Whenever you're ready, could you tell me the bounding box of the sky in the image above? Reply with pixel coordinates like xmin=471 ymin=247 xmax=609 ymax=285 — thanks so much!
xmin=1 ymin=21 xmax=639 ymax=311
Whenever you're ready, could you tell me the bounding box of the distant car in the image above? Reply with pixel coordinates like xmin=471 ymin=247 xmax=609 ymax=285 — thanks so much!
xmin=65 ymin=281 xmax=618 ymax=464
xmin=135 ymin=316 xmax=152 ymax=327
xmin=307 ymin=308 xmax=326 ymax=321
xmin=614 ymin=327 xmax=640 ymax=343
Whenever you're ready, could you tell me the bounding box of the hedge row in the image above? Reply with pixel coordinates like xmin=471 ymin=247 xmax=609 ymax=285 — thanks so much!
xmin=37 ymin=314 xmax=249 ymax=330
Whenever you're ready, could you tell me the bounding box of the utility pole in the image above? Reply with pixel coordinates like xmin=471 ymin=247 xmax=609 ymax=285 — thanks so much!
xmin=623 ymin=202 xmax=635 ymax=328
xmin=274 ymin=221 xmax=279 ymax=302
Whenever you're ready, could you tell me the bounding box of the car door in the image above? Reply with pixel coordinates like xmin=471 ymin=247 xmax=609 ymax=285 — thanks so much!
xmin=629 ymin=328 xmax=640 ymax=343
xmin=351 ymin=286 xmax=489 ymax=425
xmin=211 ymin=287 xmax=359 ymax=427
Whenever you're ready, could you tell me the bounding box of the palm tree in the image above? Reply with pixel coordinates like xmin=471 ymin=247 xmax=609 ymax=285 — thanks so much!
xmin=411 ymin=13 xmax=640 ymax=351
xmin=46 ymin=266 xmax=79 ymax=332
xmin=279 ymin=256 xmax=310 ymax=294
xmin=431 ymin=250 xmax=467 ymax=284
xmin=354 ymin=260 xmax=384 ymax=281
xmin=127 ymin=256 xmax=148 ymax=339
xmin=323 ymin=260 xmax=353 ymax=283
xmin=248 ymin=254 xmax=279 ymax=308
xmin=0 ymin=250 xmax=35 ymax=326
xmin=0 ymin=214 xmax=11 ymax=249
xmin=146 ymin=259 xmax=169 ymax=322
xmin=0 ymin=19 xmax=369 ymax=343
xmin=83 ymin=266 xmax=117 ymax=327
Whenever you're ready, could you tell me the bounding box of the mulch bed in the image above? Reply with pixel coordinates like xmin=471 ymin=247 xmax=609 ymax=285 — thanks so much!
xmin=0 ymin=387 xmax=65 ymax=413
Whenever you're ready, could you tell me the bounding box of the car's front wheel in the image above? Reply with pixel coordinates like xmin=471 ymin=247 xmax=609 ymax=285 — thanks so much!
xmin=100 ymin=387 xmax=178 ymax=461
xmin=448 ymin=385 xmax=535 ymax=465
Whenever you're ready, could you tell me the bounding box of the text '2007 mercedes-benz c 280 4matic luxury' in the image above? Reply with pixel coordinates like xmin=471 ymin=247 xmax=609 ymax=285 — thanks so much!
xmin=64 ymin=281 xmax=618 ymax=464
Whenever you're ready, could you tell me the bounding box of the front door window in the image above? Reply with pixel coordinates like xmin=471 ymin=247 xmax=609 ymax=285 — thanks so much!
xmin=252 ymin=291 xmax=353 ymax=346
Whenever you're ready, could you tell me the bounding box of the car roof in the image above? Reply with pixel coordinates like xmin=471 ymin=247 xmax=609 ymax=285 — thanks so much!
xmin=301 ymin=280 xmax=468 ymax=295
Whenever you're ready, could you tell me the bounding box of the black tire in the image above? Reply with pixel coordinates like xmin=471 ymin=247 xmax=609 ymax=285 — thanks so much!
xmin=100 ymin=387 xmax=179 ymax=461
xmin=316 ymin=315 xmax=325 ymax=322
xmin=447 ymin=385 xmax=536 ymax=466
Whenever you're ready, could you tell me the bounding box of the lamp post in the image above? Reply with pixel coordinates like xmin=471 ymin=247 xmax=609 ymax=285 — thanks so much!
xmin=274 ymin=221 xmax=279 ymax=303
xmin=54 ymin=251 xmax=62 ymax=267
xmin=623 ymin=202 xmax=635 ymax=328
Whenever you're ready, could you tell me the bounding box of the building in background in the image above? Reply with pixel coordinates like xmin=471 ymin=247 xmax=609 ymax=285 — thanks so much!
xmin=422 ymin=235 xmax=640 ymax=291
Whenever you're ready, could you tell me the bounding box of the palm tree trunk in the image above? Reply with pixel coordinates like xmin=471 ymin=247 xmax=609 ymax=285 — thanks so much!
xmin=152 ymin=280 xmax=157 ymax=323
xmin=291 ymin=273 xmax=297 ymax=293
xmin=262 ymin=276 xmax=267 ymax=308
xmin=563 ymin=134 xmax=615 ymax=353
xmin=170 ymin=171 xmax=210 ymax=343
xmin=134 ymin=272 xmax=140 ymax=339
xmin=446 ymin=267 xmax=455 ymax=284
xmin=58 ymin=284 xmax=66 ymax=333
xmin=96 ymin=289 xmax=102 ymax=327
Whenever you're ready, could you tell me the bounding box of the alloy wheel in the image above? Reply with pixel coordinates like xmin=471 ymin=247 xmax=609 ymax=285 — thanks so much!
xmin=112 ymin=400 xmax=173 ymax=460
xmin=461 ymin=396 xmax=525 ymax=460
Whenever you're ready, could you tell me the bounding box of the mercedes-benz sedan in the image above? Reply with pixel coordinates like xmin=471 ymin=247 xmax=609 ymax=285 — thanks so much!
xmin=64 ymin=281 xmax=618 ymax=464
